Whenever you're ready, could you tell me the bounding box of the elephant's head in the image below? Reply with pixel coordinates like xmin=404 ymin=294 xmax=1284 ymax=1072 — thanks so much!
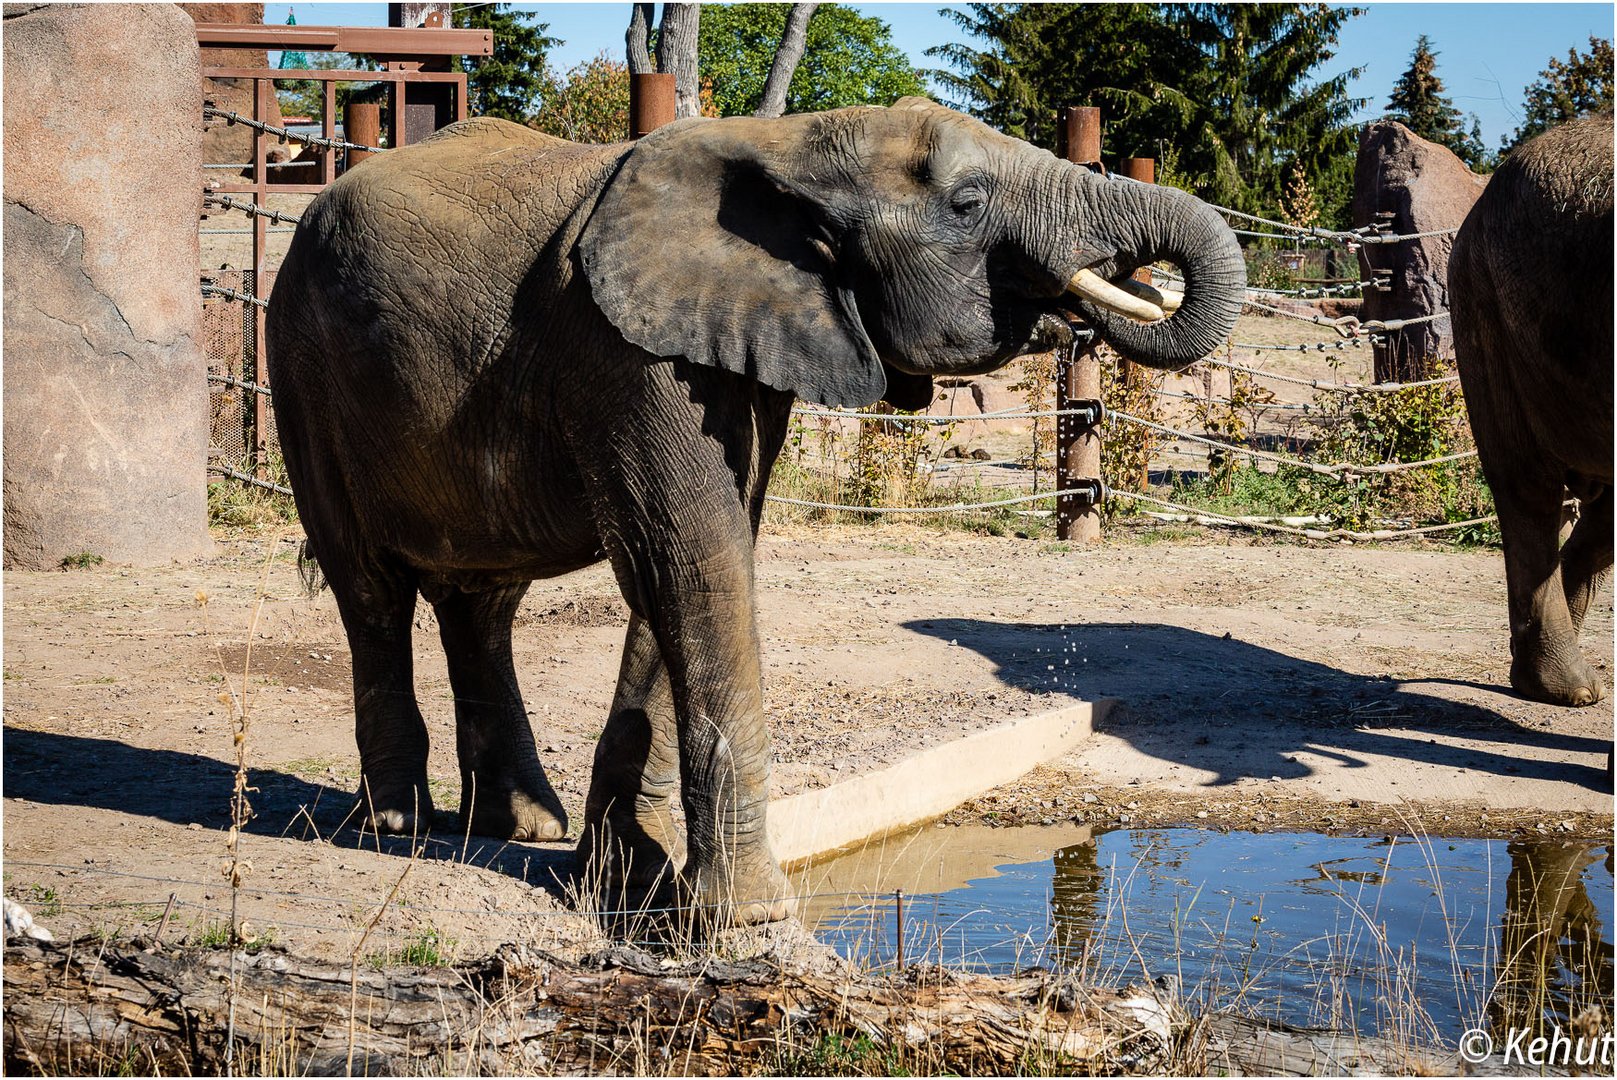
xmin=580 ymin=97 xmax=1244 ymax=408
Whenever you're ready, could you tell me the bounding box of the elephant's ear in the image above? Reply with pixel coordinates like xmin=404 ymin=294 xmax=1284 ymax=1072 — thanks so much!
xmin=579 ymin=115 xmax=887 ymax=408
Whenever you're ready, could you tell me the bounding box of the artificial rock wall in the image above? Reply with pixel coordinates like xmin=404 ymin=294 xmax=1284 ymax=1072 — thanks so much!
xmin=1352 ymin=121 xmax=1488 ymax=384
xmin=3 ymin=3 xmax=211 ymax=568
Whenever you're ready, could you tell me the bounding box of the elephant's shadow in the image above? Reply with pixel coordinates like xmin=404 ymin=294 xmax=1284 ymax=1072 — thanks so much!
xmin=903 ymin=619 xmax=1610 ymax=790
xmin=1 ymin=729 xmax=578 ymax=899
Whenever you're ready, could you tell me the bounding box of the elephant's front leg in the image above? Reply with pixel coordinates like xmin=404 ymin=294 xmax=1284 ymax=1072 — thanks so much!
xmin=604 ymin=516 xmax=793 ymax=928
xmin=435 ymin=584 xmax=568 ymax=840
xmin=578 ymin=613 xmax=686 ymax=902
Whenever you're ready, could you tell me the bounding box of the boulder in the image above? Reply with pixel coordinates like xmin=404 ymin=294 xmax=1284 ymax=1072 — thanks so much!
xmin=1352 ymin=121 xmax=1487 ymax=382
xmin=3 ymin=3 xmax=210 ymax=568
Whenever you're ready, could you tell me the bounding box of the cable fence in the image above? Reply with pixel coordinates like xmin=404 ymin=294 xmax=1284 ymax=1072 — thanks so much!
xmin=194 ymin=139 xmax=1488 ymax=545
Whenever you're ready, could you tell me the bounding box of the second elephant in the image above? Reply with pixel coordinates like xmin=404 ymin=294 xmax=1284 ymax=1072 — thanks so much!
xmin=1449 ymin=109 xmax=1614 ymax=707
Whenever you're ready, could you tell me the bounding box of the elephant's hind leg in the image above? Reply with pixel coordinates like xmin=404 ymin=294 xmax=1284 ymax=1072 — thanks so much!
xmin=1561 ymin=486 xmax=1614 ymax=687
xmin=329 ymin=562 xmax=435 ymax=837
xmin=1496 ymin=474 xmax=1602 ymax=706
xmin=578 ymin=614 xmax=685 ymax=907
xmin=435 ymin=584 xmax=568 ymax=840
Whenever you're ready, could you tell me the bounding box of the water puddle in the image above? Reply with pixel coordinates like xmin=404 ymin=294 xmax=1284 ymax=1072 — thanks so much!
xmin=795 ymin=824 xmax=1613 ymax=1039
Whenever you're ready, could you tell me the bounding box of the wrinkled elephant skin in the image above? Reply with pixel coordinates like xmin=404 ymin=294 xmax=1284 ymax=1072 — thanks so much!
xmin=265 ymin=101 xmax=1245 ymax=926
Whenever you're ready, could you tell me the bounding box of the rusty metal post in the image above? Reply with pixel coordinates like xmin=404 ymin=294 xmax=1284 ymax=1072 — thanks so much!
xmin=1058 ymin=107 xmax=1102 ymax=542
xmin=894 ymin=889 xmax=905 ymax=969
xmin=629 ymin=72 xmax=676 ymax=139
xmin=252 ymin=77 xmax=271 ymax=479
xmin=320 ymin=80 xmax=338 ymax=185
xmin=344 ymin=102 xmax=381 ymax=170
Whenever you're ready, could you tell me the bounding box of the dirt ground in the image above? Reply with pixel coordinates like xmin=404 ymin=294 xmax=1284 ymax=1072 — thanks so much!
xmin=4 ymin=520 xmax=1611 ymax=963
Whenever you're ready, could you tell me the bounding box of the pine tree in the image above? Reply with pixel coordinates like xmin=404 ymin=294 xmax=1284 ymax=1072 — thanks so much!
xmin=1384 ymin=35 xmax=1484 ymax=166
xmin=1173 ymin=3 xmax=1365 ymax=221
xmin=452 ymin=3 xmax=558 ymax=123
xmin=1501 ymin=36 xmax=1614 ymax=154
xmin=1386 ymin=36 xmax=1460 ymax=137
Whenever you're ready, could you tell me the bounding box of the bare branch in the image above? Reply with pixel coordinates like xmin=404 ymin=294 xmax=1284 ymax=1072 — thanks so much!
xmin=754 ymin=3 xmax=819 ymax=118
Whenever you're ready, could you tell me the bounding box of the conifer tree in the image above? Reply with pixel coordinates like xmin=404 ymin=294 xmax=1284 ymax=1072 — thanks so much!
xmin=1385 ymin=35 xmax=1486 ymax=167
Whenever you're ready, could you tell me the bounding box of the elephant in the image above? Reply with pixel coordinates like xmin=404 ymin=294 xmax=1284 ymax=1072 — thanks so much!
xmin=265 ymin=98 xmax=1245 ymax=925
xmin=1449 ymin=109 xmax=1613 ymax=708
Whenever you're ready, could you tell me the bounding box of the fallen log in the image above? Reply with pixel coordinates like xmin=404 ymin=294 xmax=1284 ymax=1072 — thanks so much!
xmin=6 ymin=938 xmax=1538 ymax=1076
xmin=4 ymin=937 xmax=1184 ymax=1075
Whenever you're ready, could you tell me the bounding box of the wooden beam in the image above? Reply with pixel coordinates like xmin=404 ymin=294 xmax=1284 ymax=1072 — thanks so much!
xmin=196 ymin=23 xmax=492 ymax=57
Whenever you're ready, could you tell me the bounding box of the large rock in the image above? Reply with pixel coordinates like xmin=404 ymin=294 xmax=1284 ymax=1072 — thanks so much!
xmin=1353 ymin=121 xmax=1487 ymax=382
xmin=3 ymin=3 xmax=210 ymax=568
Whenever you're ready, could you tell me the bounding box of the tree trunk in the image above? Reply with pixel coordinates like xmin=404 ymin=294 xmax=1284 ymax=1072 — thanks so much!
xmin=625 ymin=2 xmax=654 ymax=75
xmin=754 ymin=3 xmax=819 ymax=118
xmin=655 ymin=3 xmax=702 ymax=119
xmin=4 ymin=938 xmax=1192 ymax=1076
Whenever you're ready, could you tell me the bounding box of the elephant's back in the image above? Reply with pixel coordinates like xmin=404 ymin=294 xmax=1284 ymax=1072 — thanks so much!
xmin=1451 ymin=111 xmax=1613 ymax=479
xmin=270 ymin=119 xmax=625 ymax=389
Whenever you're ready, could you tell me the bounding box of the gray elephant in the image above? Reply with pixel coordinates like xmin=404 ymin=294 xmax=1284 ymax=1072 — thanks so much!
xmin=1449 ymin=109 xmax=1613 ymax=707
xmin=265 ymin=98 xmax=1245 ymax=925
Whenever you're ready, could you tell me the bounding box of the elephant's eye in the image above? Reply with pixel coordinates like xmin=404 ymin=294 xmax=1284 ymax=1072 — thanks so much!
xmin=948 ymin=183 xmax=987 ymax=222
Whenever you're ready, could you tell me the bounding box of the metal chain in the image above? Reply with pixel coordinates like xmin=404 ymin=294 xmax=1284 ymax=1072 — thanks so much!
xmin=1238 ymin=338 xmax=1380 ymax=352
xmin=791 ymin=404 xmax=1100 ymax=424
xmin=208 ymin=465 xmax=292 ymax=496
xmin=1106 ymin=173 xmax=1461 ymax=246
xmin=201 ymin=281 xmax=269 ymax=309
xmin=766 ymin=488 xmax=1097 ymax=514
xmin=203 ymin=193 xmax=303 ymax=226
xmin=203 ymin=105 xmax=386 ymax=154
xmin=1109 ymin=487 xmax=1496 ymax=542
xmin=1195 ymin=354 xmax=1459 ymax=392
xmin=1108 ymin=409 xmax=1477 ymax=476
xmin=208 ymin=373 xmax=272 ymax=397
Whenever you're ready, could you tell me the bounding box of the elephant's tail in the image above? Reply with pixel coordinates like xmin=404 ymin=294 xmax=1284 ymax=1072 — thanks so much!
xmin=297 ymin=539 xmax=328 ymax=597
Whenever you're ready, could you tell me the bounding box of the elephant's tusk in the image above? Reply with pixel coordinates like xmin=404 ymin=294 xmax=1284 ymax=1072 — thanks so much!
xmin=1115 ymin=276 xmax=1184 ymax=314
xmin=1066 ymin=268 xmax=1166 ymax=323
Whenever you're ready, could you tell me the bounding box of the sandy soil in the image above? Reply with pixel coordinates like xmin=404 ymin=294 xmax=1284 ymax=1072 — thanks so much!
xmin=4 ymin=522 xmax=1610 ymax=962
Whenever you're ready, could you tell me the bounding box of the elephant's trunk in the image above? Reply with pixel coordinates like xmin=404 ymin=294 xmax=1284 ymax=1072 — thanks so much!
xmin=1053 ymin=166 xmax=1246 ymax=371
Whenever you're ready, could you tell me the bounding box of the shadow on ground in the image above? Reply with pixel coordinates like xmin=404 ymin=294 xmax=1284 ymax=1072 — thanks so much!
xmin=904 ymin=619 xmax=1609 ymax=791
xmin=2 ymin=729 xmax=576 ymax=895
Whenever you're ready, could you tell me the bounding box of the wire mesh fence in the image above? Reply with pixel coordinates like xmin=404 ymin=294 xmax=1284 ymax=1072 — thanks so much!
xmin=203 ymin=268 xmax=279 ymax=473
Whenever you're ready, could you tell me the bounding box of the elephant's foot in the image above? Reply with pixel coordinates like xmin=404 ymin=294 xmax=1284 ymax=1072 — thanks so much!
xmin=576 ymin=796 xmax=684 ymax=909
xmin=356 ymin=773 xmax=435 ymax=838
xmin=459 ymin=771 xmax=568 ymax=841
xmin=1511 ymin=645 xmax=1606 ymax=707
xmin=687 ymin=854 xmax=797 ymax=928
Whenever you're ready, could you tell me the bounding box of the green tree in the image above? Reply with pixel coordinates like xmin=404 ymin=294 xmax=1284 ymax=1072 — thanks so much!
xmin=1502 ymin=35 xmax=1614 ymax=154
xmin=1171 ymin=4 xmax=1365 ymax=223
xmin=1385 ymin=35 xmax=1486 ymax=167
xmin=929 ymin=3 xmax=1364 ymax=226
xmin=698 ymin=4 xmax=924 ymax=117
xmin=532 ymin=53 xmax=630 ymax=144
xmin=452 ymin=2 xmax=558 ymax=122
xmin=929 ymin=4 xmax=1191 ymax=154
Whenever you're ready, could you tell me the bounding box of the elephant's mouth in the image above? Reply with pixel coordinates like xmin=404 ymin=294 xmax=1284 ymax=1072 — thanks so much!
xmin=1065 ymin=268 xmax=1184 ymax=323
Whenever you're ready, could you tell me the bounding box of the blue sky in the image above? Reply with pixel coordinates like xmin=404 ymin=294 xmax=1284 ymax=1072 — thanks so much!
xmin=264 ymin=2 xmax=1613 ymax=148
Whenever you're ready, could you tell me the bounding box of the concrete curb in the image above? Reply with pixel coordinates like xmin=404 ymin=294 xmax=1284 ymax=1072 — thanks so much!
xmin=768 ymin=698 xmax=1112 ymax=868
